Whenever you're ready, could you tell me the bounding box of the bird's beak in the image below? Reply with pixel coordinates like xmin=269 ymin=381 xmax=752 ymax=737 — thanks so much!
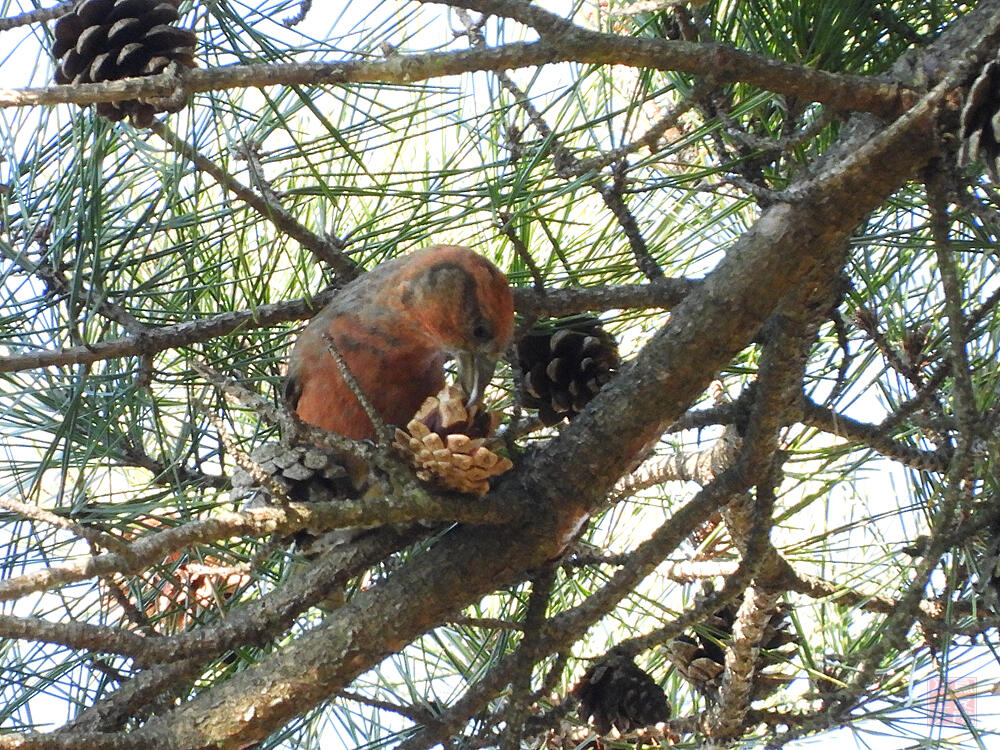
xmin=456 ymin=350 xmax=498 ymax=408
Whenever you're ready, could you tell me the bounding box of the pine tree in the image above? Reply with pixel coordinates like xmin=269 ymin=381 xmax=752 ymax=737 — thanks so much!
xmin=0 ymin=0 xmax=998 ymax=747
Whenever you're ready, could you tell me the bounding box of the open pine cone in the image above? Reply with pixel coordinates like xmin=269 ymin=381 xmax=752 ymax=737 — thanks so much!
xmin=666 ymin=584 xmax=798 ymax=700
xmin=394 ymin=385 xmax=512 ymax=496
xmin=960 ymin=57 xmax=1000 ymax=180
xmin=516 ymin=317 xmax=619 ymax=425
xmin=52 ymin=0 xmax=196 ymax=127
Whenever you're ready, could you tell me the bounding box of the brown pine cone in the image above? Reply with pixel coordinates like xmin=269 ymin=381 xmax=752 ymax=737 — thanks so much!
xmin=394 ymin=385 xmax=512 ymax=496
xmin=52 ymin=0 xmax=196 ymax=127
xmin=232 ymin=441 xmax=355 ymax=508
xmin=960 ymin=57 xmax=1000 ymax=180
xmin=573 ymin=653 xmax=671 ymax=736
xmin=667 ymin=584 xmax=798 ymax=700
xmin=516 ymin=317 xmax=619 ymax=425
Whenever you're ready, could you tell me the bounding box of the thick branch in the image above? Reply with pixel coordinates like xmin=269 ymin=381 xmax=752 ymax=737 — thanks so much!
xmin=421 ymin=0 xmax=912 ymax=116
xmin=1 ymin=35 xmax=908 ymax=117
xmin=0 ymin=496 xmax=516 ymax=603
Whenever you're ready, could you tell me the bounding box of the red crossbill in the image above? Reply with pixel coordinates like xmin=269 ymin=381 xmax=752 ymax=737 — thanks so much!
xmin=285 ymin=245 xmax=515 ymax=440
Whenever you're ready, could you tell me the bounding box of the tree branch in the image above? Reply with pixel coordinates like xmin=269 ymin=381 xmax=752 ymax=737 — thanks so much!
xmin=800 ymin=398 xmax=951 ymax=472
xmin=0 ymin=282 xmax=696 ymax=375
xmin=420 ymin=0 xmax=913 ymax=116
xmin=0 ymin=0 xmax=71 ymax=31
xmin=149 ymin=121 xmax=356 ymax=275
xmin=0 ymin=496 xmax=517 ymax=604
xmin=1 ymin=35 xmax=910 ymax=118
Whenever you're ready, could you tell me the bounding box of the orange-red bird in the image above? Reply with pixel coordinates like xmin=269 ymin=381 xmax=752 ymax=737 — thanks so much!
xmin=285 ymin=245 xmax=515 ymax=440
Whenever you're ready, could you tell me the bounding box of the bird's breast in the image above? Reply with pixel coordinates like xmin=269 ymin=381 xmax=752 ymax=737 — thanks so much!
xmin=291 ymin=312 xmax=449 ymax=439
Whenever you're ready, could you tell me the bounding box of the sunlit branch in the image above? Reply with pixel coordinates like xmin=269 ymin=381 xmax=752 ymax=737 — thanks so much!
xmin=0 ymin=34 xmax=910 ymax=117
xmin=0 ymin=496 xmax=516 ymax=603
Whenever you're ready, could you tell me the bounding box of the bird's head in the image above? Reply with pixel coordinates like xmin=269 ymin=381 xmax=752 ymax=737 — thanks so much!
xmin=397 ymin=245 xmax=515 ymax=407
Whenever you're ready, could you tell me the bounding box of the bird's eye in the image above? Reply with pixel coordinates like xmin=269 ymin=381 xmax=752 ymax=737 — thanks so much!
xmin=472 ymin=322 xmax=492 ymax=342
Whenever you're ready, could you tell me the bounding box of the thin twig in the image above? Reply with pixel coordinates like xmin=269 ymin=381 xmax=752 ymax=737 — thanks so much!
xmin=150 ymin=121 xmax=355 ymax=275
xmin=497 ymin=213 xmax=546 ymax=291
xmin=0 ymin=495 xmax=134 ymax=558
xmin=596 ymin=162 xmax=665 ymax=280
xmin=101 ymin=573 xmax=157 ymax=635
xmin=119 ymin=439 xmax=228 ymax=490
xmin=322 ymin=332 xmax=389 ymax=444
xmin=501 ymin=568 xmax=556 ymax=750
xmin=0 ymin=0 xmax=72 ymax=31
xmin=337 ymin=690 xmax=440 ymax=726
xmin=927 ymin=166 xmax=978 ymax=437
xmin=853 ymin=304 xmax=925 ymax=388
xmin=447 ymin=616 xmax=525 ymax=631
xmin=564 ymin=553 xmax=739 ymax=582
xmin=196 ymin=402 xmax=291 ymax=505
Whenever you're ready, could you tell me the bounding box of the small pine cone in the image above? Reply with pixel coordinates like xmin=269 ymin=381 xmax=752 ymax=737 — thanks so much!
xmin=517 ymin=317 xmax=619 ymax=426
xmin=52 ymin=0 xmax=196 ymax=127
xmin=232 ymin=441 xmax=353 ymax=508
xmin=665 ymin=634 xmax=725 ymax=695
xmin=761 ymin=602 xmax=799 ymax=656
xmin=960 ymin=57 xmax=1000 ymax=181
xmin=394 ymin=385 xmax=512 ymax=496
xmin=668 ymin=584 xmax=798 ymax=700
xmin=902 ymin=323 xmax=931 ymax=368
xmin=573 ymin=653 xmax=671 ymax=736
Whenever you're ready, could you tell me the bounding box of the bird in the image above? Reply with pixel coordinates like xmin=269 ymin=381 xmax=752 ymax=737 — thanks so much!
xmin=285 ymin=244 xmax=515 ymax=441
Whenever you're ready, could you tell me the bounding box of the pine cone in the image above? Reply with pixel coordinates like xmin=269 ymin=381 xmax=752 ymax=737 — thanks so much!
xmin=516 ymin=317 xmax=619 ymax=425
xmin=667 ymin=584 xmax=798 ymax=700
xmin=573 ymin=653 xmax=671 ymax=736
xmin=688 ymin=511 xmax=727 ymax=556
xmin=665 ymin=635 xmax=725 ymax=691
xmin=52 ymin=0 xmax=196 ymax=127
xmin=394 ymin=385 xmax=512 ymax=496
xmin=232 ymin=441 xmax=354 ymax=508
xmin=232 ymin=441 xmax=373 ymax=585
xmin=960 ymin=57 xmax=1000 ymax=180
